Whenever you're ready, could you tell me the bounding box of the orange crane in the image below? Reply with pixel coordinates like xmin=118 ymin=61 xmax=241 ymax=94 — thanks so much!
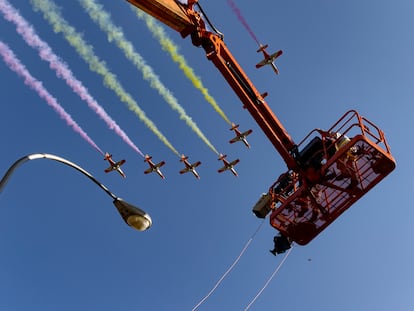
xmin=127 ymin=0 xmax=396 ymax=246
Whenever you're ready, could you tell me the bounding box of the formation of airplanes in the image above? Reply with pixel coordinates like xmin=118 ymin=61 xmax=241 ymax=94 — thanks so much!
xmin=103 ymin=123 xmax=251 ymax=179
xmin=103 ymin=44 xmax=280 ymax=180
xmin=103 ymin=151 xmax=240 ymax=179
xmin=104 ymin=152 xmax=126 ymax=178
xmin=256 ymin=44 xmax=283 ymax=75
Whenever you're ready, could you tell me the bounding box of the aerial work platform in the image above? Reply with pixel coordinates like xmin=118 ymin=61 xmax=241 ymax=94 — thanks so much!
xmin=126 ymin=0 xmax=396 ymax=246
xmin=259 ymin=110 xmax=396 ymax=245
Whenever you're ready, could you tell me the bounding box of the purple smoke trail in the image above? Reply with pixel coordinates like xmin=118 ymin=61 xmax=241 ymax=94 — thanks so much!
xmin=0 ymin=41 xmax=104 ymax=155
xmin=0 ymin=0 xmax=144 ymax=158
xmin=226 ymin=0 xmax=260 ymax=46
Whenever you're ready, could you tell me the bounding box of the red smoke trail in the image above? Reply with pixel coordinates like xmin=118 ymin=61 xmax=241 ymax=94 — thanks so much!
xmin=0 ymin=41 xmax=104 ymax=155
xmin=0 ymin=0 xmax=144 ymax=158
xmin=226 ymin=0 xmax=260 ymax=46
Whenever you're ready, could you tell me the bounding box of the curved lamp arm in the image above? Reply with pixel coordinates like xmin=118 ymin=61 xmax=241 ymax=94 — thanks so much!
xmin=0 ymin=153 xmax=152 ymax=231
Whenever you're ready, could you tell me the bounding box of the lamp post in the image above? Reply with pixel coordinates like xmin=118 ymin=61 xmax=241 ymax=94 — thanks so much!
xmin=0 ymin=153 xmax=152 ymax=231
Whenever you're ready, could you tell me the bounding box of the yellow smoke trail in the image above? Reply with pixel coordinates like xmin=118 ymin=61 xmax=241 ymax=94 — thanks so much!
xmin=79 ymin=0 xmax=219 ymax=155
xmin=134 ymin=8 xmax=232 ymax=126
xmin=30 ymin=0 xmax=179 ymax=156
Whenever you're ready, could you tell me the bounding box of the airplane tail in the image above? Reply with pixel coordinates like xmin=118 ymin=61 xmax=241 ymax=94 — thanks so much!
xmin=218 ymin=153 xmax=227 ymax=161
xmin=257 ymin=44 xmax=269 ymax=53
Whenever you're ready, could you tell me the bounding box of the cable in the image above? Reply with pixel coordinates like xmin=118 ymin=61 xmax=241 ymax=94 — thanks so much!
xmin=192 ymin=220 xmax=265 ymax=310
xmin=195 ymin=2 xmax=224 ymax=40
xmin=244 ymin=246 xmax=293 ymax=310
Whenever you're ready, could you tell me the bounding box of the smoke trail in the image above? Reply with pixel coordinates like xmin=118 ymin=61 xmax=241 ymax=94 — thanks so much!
xmin=226 ymin=0 xmax=260 ymax=46
xmin=79 ymin=0 xmax=219 ymax=155
xmin=0 ymin=0 xmax=144 ymax=157
xmin=134 ymin=8 xmax=232 ymax=126
xmin=30 ymin=0 xmax=179 ymax=156
xmin=0 ymin=41 xmax=103 ymax=155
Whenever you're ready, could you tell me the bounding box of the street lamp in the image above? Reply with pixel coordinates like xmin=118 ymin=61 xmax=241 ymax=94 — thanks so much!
xmin=0 ymin=153 xmax=152 ymax=231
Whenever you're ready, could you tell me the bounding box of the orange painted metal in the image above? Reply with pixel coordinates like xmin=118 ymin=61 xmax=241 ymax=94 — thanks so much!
xmin=126 ymin=1 xmax=396 ymax=244
xmin=126 ymin=0 xmax=297 ymax=169
xmin=268 ymin=110 xmax=396 ymax=244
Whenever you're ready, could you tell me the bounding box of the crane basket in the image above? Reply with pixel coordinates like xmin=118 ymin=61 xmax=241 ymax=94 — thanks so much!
xmin=266 ymin=110 xmax=395 ymax=245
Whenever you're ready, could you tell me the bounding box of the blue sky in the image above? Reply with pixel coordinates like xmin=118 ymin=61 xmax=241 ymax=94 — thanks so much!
xmin=0 ymin=0 xmax=412 ymax=310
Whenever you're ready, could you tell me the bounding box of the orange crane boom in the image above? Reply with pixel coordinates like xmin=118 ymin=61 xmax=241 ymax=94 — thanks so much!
xmin=127 ymin=0 xmax=195 ymax=36
xmin=127 ymin=0 xmax=297 ymax=169
xmin=127 ymin=0 xmax=396 ymax=246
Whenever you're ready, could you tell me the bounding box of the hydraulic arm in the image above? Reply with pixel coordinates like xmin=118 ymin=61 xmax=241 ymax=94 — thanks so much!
xmin=127 ymin=0 xmax=396 ymax=246
xmin=127 ymin=0 xmax=195 ymax=36
xmin=127 ymin=0 xmax=297 ymax=169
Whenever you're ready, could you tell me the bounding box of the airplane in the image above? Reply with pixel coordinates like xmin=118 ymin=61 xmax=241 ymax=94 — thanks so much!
xmin=104 ymin=152 xmax=126 ymax=178
xmin=144 ymin=154 xmax=166 ymax=179
xmin=255 ymin=44 xmax=283 ymax=75
xmin=217 ymin=153 xmax=240 ymax=177
xmin=179 ymin=154 xmax=201 ymax=179
xmin=229 ymin=123 xmax=253 ymax=148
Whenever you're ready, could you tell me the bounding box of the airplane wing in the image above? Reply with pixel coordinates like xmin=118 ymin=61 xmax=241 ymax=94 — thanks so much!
xmin=179 ymin=167 xmax=190 ymax=174
xmin=218 ymin=166 xmax=227 ymax=173
xmin=157 ymin=161 xmax=166 ymax=168
xmin=269 ymin=50 xmax=283 ymax=59
xmin=116 ymin=159 xmax=126 ymax=166
xmin=144 ymin=168 xmax=153 ymax=174
xmin=104 ymin=166 xmax=113 ymax=173
xmin=229 ymin=130 xmax=252 ymax=144
xmin=230 ymin=159 xmax=240 ymax=166
xmin=179 ymin=161 xmax=200 ymax=174
xmin=256 ymin=59 xmax=267 ymax=68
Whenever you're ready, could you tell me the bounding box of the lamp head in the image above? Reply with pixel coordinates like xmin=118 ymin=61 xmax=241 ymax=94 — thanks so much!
xmin=113 ymin=198 xmax=152 ymax=231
